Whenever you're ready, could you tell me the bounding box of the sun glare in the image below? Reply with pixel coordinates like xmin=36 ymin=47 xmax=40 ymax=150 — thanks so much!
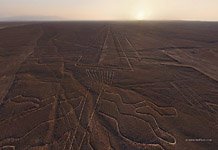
xmin=136 ymin=11 xmax=145 ymax=20
xmin=134 ymin=9 xmax=152 ymax=20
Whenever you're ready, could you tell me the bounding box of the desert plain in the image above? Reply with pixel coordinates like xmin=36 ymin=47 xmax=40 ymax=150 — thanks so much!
xmin=0 ymin=21 xmax=218 ymax=150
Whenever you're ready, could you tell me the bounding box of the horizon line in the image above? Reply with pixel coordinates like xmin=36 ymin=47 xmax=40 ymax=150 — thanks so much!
xmin=1 ymin=19 xmax=218 ymax=22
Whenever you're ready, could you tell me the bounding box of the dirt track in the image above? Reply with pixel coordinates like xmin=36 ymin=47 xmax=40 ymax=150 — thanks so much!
xmin=0 ymin=21 xmax=218 ymax=150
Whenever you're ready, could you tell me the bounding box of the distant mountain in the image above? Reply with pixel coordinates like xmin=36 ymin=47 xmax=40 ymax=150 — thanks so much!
xmin=0 ymin=16 xmax=62 ymax=21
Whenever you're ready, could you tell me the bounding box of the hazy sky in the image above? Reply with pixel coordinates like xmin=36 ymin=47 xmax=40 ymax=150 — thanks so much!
xmin=0 ymin=0 xmax=218 ymax=21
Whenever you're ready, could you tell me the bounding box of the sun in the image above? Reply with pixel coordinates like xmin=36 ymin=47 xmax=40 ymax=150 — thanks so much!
xmin=134 ymin=9 xmax=152 ymax=20
xmin=136 ymin=11 xmax=145 ymax=20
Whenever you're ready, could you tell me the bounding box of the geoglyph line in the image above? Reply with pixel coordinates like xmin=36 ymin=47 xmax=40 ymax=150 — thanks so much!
xmin=69 ymin=93 xmax=88 ymax=150
xmin=116 ymin=36 xmax=134 ymax=71
xmin=78 ymin=87 xmax=104 ymax=150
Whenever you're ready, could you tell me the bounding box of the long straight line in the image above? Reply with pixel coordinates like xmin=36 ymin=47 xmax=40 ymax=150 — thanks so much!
xmin=78 ymin=88 xmax=104 ymax=150
xmin=98 ymin=25 xmax=110 ymax=64
xmin=116 ymin=36 xmax=134 ymax=71
xmin=69 ymin=94 xmax=87 ymax=150
xmin=125 ymin=36 xmax=141 ymax=61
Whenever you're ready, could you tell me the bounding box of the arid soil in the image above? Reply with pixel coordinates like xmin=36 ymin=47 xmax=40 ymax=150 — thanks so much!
xmin=0 ymin=21 xmax=218 ymax=150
